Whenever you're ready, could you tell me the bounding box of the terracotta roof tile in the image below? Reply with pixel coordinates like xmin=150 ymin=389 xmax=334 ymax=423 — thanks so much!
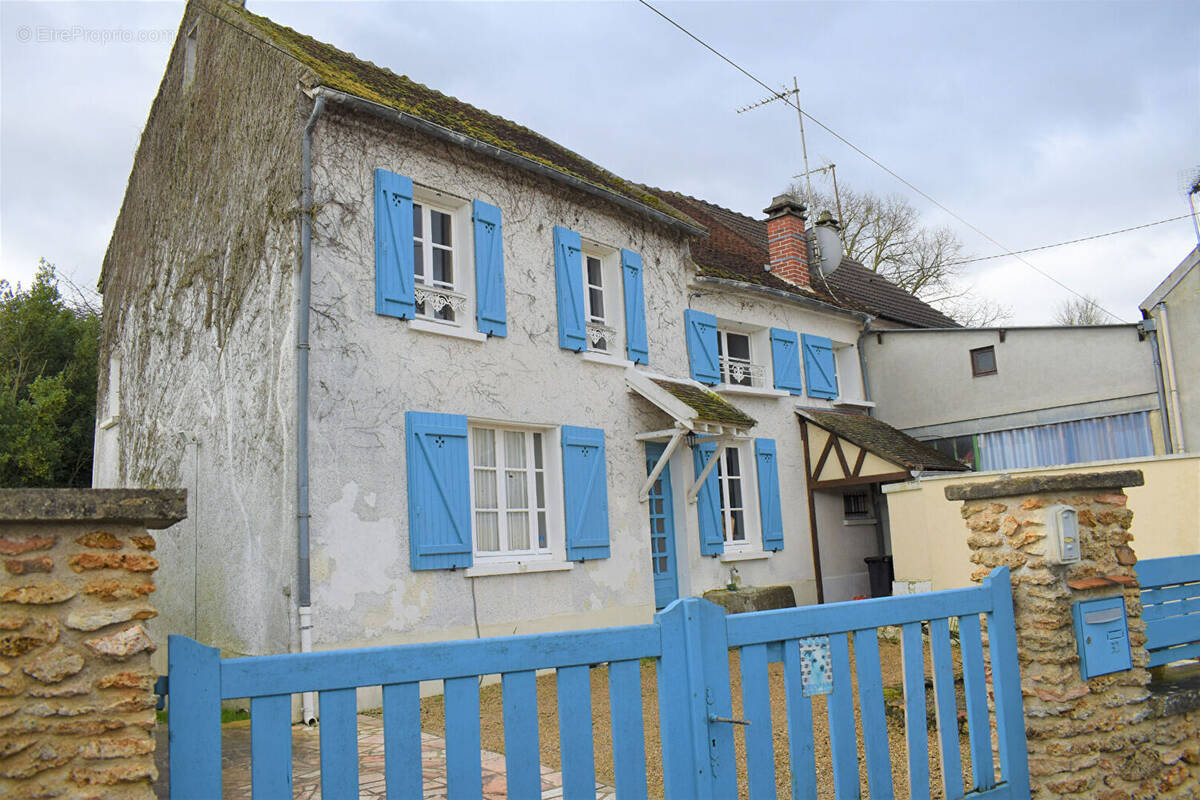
xmin=647 ymin=190 xmax=959 ymax=328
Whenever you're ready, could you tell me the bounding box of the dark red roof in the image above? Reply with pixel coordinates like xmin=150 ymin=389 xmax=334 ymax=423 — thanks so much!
xmin=648 ymin=190 xmax=960 ymax=329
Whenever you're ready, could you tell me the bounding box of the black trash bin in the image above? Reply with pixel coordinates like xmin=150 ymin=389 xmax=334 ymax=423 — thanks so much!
xmin=864 ymin=555 xmax=894 ymax=598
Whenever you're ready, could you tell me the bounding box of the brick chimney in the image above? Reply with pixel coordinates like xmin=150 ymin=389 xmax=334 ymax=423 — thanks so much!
xmin=763 ymin=194 xmax=810 ymax=289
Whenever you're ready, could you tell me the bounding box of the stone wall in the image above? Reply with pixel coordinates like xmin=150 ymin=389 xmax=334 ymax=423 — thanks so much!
xmin=946 ymin=471 xmax=1200 ymax=799
xmin=0 ymin=489 xmax=185 ymax=800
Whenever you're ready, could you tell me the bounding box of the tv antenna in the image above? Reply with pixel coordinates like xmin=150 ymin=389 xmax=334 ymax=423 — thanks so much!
xmin=737 ymin=76 xmax=815 ymax=218
xmin=795 ymin=163 xmax=847 ymax=248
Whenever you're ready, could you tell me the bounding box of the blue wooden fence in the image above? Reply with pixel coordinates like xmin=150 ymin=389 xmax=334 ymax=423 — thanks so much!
xmin=168 ymin=566 xmax=1029 ymax=799
xmin=1136 ymin=553 xmax=1200 ymax=668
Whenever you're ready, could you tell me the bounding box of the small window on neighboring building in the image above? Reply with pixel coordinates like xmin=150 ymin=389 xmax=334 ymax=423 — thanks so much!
xmin=971 ymin=345 xmax=997 ymax=377
xmin=843 ymin=492 xmax=870 ymax=519
xmin=183 ymin=23 xmax=197 ymax=89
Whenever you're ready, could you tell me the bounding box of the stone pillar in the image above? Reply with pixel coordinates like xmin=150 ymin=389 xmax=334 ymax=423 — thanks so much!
xmin=0 ymin=489 xmax=185 ymax=800
xmin=946 ymin=471 xmax=1199 ymax=799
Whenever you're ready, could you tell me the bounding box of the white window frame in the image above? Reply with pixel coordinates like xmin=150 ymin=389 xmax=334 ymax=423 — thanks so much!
xmin=717 ymin=328 xmax=758 ymax=387
xmin=715 ymin=441 xmax=760 ymax=551
xmin=580 ymin=242 xmax=621 ymax=356
xmin=467 ymin=421 xmax=563 ymax=564
xmin=411 ymin=187 xmax=474 ymax=329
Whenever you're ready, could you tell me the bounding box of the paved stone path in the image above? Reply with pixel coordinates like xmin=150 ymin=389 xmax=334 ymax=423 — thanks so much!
xmin=155 ymin=715 xmax=616 ymax=798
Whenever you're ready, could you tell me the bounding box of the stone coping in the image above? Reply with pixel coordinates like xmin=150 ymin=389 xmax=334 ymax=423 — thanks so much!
xmin=944 ymin=470 xmax=1145 ymax=501
xmin=0 ymin=488 xmax=187 ymax=528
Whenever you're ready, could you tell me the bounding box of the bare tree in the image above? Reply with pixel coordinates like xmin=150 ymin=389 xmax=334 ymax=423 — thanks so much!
xmin=1053 ymin=294 xmax=1107 ymax=326
xmin=787 ymin=183 xmax=1010 ymax=326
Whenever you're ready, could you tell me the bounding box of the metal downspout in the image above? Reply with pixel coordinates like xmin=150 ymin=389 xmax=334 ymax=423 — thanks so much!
xmin=1156 ymin=302 xmax=1187 ymax=452
xmin=1140 ymin=314 xmax=1174 ymax=454
xmin=297 ymin=91 xmax=325 ymax=725
xmin=856 ymin=325 xmax=874 ymax=412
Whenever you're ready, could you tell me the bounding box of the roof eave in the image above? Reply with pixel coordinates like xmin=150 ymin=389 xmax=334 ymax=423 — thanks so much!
xmin=312 ymin=87 xmax=708 ymax=238
xmin=694 ymin=274 xmax=873 ymax=325
xmin=1140 ymin=245 xmax=1200 ymax=311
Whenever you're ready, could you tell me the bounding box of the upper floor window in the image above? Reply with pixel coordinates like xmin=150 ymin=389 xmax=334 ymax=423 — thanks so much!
xmin=554 ymin=226 xmax=649 ymax=364
xmin=584 ymin=252 xmax=611 ymax=352
xmin=971 ymin=345 xmax=997 ymax=377
xmin=182 ymin=23 xmax=197 ymax=89
xmin=413 ymin=199 xmax=465 ymax=324
xmin=717 ymin=329 xmax=765 ymax=387
xmin=375 ymin=169 xmax=508 ymax=339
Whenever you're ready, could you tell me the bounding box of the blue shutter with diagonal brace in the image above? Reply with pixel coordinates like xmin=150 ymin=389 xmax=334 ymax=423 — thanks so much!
xmin=685 ymin=309 xmax=720 ymax=385
xmin=405 ymin=412 xmax=472 ymax=570
xmin=472 ymin=200 xmax=507 ymax=337
xmin=802 ymin=334 xmax=839 ymax=399
xmin=693 ymin=441 xmax=724 ymax=556
xmin=554 ymin=226 xmax=587 ymax=351
xmin=770 ymin=328 xmax=804 ymax=395
xmin=562 ymin=426 xmax=610 ymax=560
xmin=374 ymin=169 xmax=415 ymax=319
xmin=755 ymin=438 xmax=784 ymax=551
xmin=621 ymin=248 xmax=649 ymax=365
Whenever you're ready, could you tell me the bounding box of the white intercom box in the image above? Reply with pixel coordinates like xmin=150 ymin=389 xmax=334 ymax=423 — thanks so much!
xmin=1046 ymin=504 xmax=1082 ymax=564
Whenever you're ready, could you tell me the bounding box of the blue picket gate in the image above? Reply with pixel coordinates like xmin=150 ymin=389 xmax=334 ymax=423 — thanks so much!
xmin=1136 ymin=553 xmax=1200 ymax=667
xmin=167 ymin=566 xmax=1029 ymax=799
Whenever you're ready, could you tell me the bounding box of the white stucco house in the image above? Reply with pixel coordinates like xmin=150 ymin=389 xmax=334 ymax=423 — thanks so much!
xmin=94 ymin=0 xmax=966 ymax=689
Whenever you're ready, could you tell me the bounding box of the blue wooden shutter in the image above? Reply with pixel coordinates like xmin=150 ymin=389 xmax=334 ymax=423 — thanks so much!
xmin=405 ymin=411 xmax=472 ymax=570
xmin=692 ymin=441 xmax=724 ymax=556
xmin=562 ymin=426 xmax=610 ymax=560
xmin=472 ymin=200 xmax=507 ymax=337
xmin=755 ymin=438 xmax=784 ymax=551
xmin=621 ymin=248 xmax=649 ymax=365
xmin=374 ymin=169 xmax=415 ymax=319
xmin=685 ymin=309 xmax=720 ymax=385
xmin=802 ymin=334 xmax=839 ymax=399
xmin=554 ymin=226 xmax=587 ymax=351
xmin=770 ymin=328 xmax=804 ymax=395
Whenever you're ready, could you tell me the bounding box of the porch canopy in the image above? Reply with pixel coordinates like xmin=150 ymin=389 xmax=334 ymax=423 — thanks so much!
xmin=625 ymin=370 xmax=756 ymax=502
xmin=797 ymin=408 xmax=969 ymax=603
xmin=797 ymin=408 xmax=968 ymax=489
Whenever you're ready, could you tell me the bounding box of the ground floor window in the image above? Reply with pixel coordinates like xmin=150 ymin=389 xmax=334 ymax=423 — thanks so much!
xmin=717 ymin=446 xmax=748 ymax=545
xmin=470 ymin=425 xmax=550 ymax=558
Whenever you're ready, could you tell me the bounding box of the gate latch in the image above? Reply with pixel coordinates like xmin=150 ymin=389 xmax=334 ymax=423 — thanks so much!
xmin=708 ymin=715 xmax=750 ymax=726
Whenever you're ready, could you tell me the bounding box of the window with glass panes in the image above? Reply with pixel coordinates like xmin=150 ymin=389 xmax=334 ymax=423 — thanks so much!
xmin=717 ymin=447 xmax=748 ymax=544
xmin=585 ymin=254 xmax=608 ymax=351
xmin=716 ymin=330 xmax=753 ymax=386
xmin=470 ymin=427 xmax=549 ymax=557
xmin=412 ymin=202 xmax=456 ymax=322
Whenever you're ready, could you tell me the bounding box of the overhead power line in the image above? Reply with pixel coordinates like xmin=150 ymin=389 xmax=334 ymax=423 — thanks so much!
xmin=636 ymin=0 xmax=1125 ymax=322
xmin=948 ymin=214 xmax=1193 ymax=265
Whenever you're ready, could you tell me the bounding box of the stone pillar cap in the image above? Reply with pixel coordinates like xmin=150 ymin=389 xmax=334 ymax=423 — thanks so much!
xmin=0 ymin=489 xmax=187 ymax=529
xmin=944 ymin=470 xmax=1144 ymax=501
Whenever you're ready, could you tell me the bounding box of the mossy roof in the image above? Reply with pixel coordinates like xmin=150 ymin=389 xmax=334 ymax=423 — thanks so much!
xmin=651 ymin=379 xmax=757 ymax=428
xmin=220 ymin=3 xmax=699 ymax=230
xmin=803 ymin=410 xmax=969 ymax=472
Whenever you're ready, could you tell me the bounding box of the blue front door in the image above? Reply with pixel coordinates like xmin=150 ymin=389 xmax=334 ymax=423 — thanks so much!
xmin=646 ymin=443 xmax=679 ymax=609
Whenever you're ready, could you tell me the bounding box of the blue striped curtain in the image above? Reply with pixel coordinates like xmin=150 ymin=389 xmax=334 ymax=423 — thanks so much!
xmin=977 ymin=411 xmax=1155 ymax=471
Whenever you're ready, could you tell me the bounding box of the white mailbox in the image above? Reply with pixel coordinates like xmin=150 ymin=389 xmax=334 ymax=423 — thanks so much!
xmin=1046 ymin=504 xmax=1082 ymax=564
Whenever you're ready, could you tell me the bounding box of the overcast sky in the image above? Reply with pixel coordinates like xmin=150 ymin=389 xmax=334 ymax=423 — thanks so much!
xmin=2 ymin=0 xmax=1197 ymax=324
